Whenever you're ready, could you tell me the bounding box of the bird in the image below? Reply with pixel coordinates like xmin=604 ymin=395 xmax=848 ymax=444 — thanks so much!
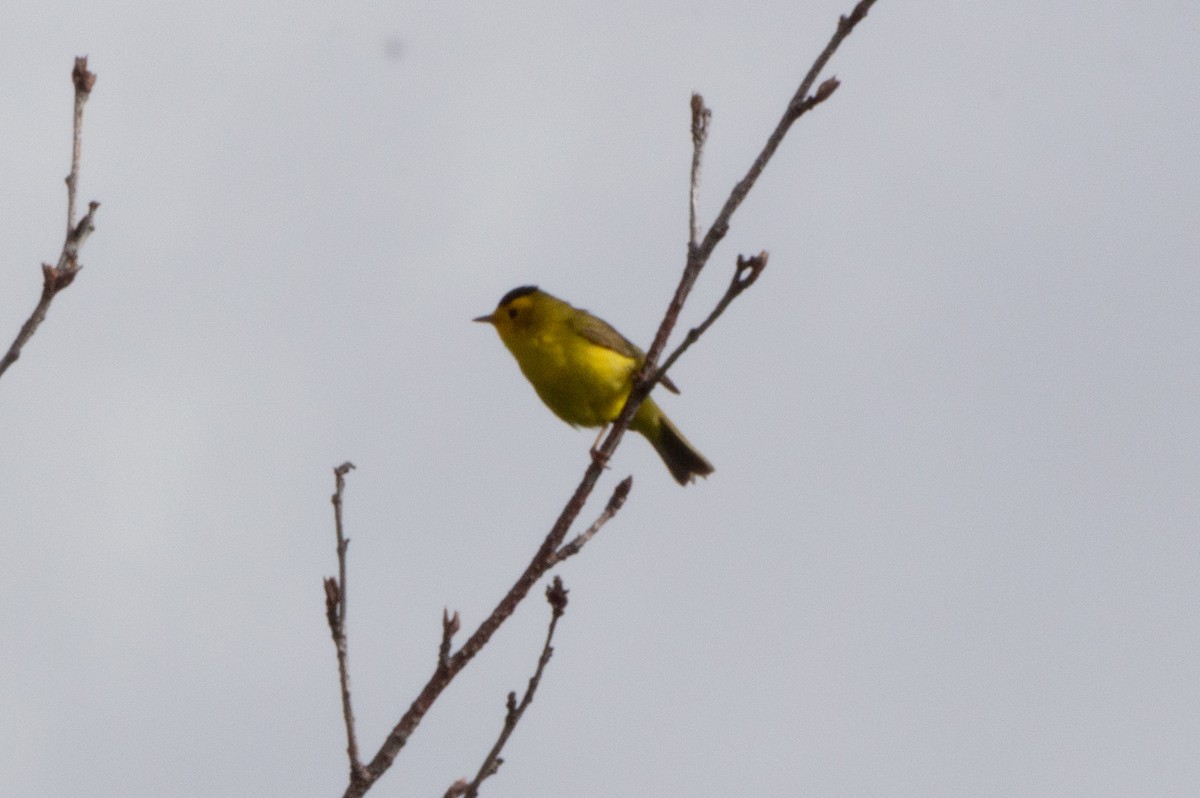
xmin=474 ymin=286 xmax=714 ymax=485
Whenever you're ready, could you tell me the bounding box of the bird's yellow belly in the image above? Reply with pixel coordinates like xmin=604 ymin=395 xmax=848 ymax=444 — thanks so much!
xmin=511 ymin=331 xmax=637 ymax=428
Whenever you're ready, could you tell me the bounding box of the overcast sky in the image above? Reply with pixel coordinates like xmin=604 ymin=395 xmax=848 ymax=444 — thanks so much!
xmin=2 ymin=1 xmax=1198 ymax=796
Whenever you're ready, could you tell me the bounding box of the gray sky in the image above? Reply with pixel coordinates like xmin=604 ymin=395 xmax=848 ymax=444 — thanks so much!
xmin=2 ymin=1 xmax=1198 ymax=796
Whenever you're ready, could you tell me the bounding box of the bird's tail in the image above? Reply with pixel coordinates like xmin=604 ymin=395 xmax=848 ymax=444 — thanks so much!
xmin=635 ymin=400 xmax=714 ymax=486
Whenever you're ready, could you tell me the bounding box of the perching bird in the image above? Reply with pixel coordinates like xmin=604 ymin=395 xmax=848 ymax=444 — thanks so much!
xmin=475 ymin=286 xmax=713 ymax=485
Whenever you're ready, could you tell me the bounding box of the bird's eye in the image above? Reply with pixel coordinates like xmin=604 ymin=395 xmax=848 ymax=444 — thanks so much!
xmin=507 ymin=307 xmax=519 ymax=319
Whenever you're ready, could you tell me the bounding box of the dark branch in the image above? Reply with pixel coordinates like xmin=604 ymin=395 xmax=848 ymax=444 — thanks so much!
xmin=325 ymin=462 xmax=367 ymax=786
xmin=595 ymin=2 xmax=877 ymax=472
xmin=345 ymin=460 xmax=633 ymax=797
xmin=655 ymin=252 xmax=768 ymax=385
xmin=458 ymin=578 xmax=570 ymax=798
xmin=696 ymin=0 xmax=876 ymax=260
xmin=552 ymin=475 xmax=633 ymax=565
xmin=0 ymin=56 xmax=100 ymax=382
xmin=688 ymin=93 xmax=712 ymax=248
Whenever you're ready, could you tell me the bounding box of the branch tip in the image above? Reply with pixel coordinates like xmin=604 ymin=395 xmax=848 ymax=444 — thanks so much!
xmin=734 ymin=251 xmax=769 ymax=292
xmin=440 ymin=609 xmax=462 ymax=668
xmin=688 ymin=92 xmax=713 ymax=246
xmin=72 ymin=56 xmax=96 ymax=95
xmin=545 ymin=576 xmax=569 ymax=617
xmin=600 ymin=475 xmax=633 ymax=520
xmin=690 ymin=92 xmax=711 ymax=146
xmin=841 ymin=0 xmax=874 ymax=30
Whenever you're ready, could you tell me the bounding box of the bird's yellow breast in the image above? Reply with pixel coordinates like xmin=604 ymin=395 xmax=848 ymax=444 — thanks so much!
xmin=501 ymin=324 xmax=637 ymax=428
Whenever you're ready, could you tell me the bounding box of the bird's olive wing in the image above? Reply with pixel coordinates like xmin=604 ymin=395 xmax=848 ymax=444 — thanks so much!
xmin=571 ymin=309 xmax=681 ymax=394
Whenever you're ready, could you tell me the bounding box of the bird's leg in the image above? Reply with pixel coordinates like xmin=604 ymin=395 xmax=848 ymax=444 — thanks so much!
xmin=589 ymin=425 xmax=610 ymax=469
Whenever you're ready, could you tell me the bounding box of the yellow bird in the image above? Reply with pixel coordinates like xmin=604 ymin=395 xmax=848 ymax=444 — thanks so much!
xmin=475 ymin=286 xmax=714 ymax=485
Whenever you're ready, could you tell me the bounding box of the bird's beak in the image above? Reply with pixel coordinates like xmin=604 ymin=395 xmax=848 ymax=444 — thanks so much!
xmin=473 ymin=313 xmax=494 ymax=324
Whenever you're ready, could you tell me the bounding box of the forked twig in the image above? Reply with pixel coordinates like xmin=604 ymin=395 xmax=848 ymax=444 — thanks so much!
xmin=0 ymin=57 xmax=100 ymax=382
xmin=451 ymin=577 xmax=571 ymax=798
xmin=655 ymin=252 xmax=769 ymax=384
xmin=344 ymin=469 xmax=634 ymax=798
xmin=595 ymin=0 xmax=878 ymax=472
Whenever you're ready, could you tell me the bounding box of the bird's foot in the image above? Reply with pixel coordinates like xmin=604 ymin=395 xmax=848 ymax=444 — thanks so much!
xmin=589 ymin=426 xmax=611 ymax=470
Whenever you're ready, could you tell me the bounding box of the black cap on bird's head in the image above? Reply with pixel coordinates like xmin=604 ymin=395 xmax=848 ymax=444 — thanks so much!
xmin=473 ymin=285 xmax=541 ymax=323
xmin=498 ymin=285 xmax=539 ymax=306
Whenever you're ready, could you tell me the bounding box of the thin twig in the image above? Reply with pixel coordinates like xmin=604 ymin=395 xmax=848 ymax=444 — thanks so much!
xmin=439 ymin=608 xmax=461 ymax=672
xmin=551 ymin=476 xmax=633 ymax=565
xmin=688 ymin=93 xmax=712 ymax=248
xmin=325 ymin=462 xmax=367 ymax=785
xmin=459 ymin=577 xmax=570 ymax=798
xmin=66 ymin=57 xmax=94 ymax=233
xmin=346 ymin=458 xmax=632 ymax=797
xmin=338 ymin=4 xmax=877 ymax=794
xmin=655 ymin=252 xmax=768 ymax=384
xmin=0 ymin=56 xmax=100 ymax=382
xmin=595 ymin=0 xmax=876 ymax=466
xmin=695 ymin=0 xmax=875 ymax=261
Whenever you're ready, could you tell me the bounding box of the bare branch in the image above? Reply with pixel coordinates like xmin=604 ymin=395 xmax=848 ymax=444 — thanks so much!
xmin=594 ymin=1 xmax=876 ymax=475
xmin=551 ymin=475 xmax=633 ymax=565
xmin=459 ymin=577 xmax=570 ymax=798
xmin=688 ymin=93 xmax=712 ymax=248
xmin=345 ymin=460 xmax=630 ymax=797
xmin=325 ymin=462 xmax=367 ymax=786
xmin=0 ymin=57 xmax=100 ymax=382
xmin=67 ymin=57 xmax=96 ymax=232
xmin=697 ymin=0 xmax=875 ymax=259
xmin=655 ymin=252 xmax=768 ymax=385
